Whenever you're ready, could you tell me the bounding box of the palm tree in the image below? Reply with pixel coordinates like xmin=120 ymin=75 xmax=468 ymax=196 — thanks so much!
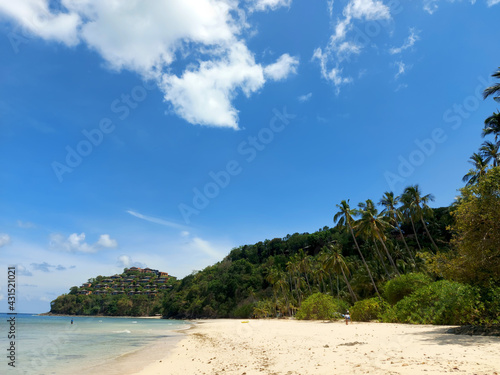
xmin=480 ymin=141 xmax=500 ymax=167
xmin=462 ymin=153 xmax=489 ymax=185
xmin=334 ymin=200 xmax=381 ymax=298
xmin=379 ymin=191 xmax=415 ymax=262
xmin=482 ymin=112 xmax=500 ymax=142
xmin=355 ymin=199 xmax=400 ymax=276
xmin=402 ymin=185 xmax=439 ymax=252
xmin=483 ymin=67 xmax=500 ymax=102
xmin=322 ymin=244 xmax=358 ymax=302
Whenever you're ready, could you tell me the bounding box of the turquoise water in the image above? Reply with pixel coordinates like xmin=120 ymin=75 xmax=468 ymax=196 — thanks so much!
xmin=1 ymin=313 xmax=190 ymax=375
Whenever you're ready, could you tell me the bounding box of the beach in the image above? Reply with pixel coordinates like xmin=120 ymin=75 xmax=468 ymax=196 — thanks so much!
xmin=134 ymin=319 xmax=500 ymax=375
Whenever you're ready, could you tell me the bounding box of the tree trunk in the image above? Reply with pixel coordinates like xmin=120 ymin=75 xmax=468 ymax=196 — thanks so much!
xmin=340 ymin=264 xmax=358 ymax=302
xmin=410 ymin=216 xmax=423 ymax=252
xmin=378 ymin=233 xmax=400 ymax=276
xmin=421 ymin=217 xmax=439 ymax=253
xmin=396 ymin=222 xmax=415 ymax=262
xmin=348 ymin=222 xmax=381 ymax=298
xmin=373 ymin=240 xmax=391 ymax=278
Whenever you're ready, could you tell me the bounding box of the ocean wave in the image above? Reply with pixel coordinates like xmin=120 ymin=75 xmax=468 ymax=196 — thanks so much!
xmin=113 ymin=329 xmax=131 ymax=334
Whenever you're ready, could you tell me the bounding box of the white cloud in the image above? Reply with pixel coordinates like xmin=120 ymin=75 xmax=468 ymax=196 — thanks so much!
xmin=0 ymin=0 xmax=80 ymax=45
xmin=487 ymin=0 xmax=500 ymax=5
xmin=190 ymin=237 xmax=226 ymax=259
xmin=50 ymin=232 xmax=118 ymax=253
xmin=161 ymin=42 xmax=265 ymax=129
xmin=127 ymin=210 xmax=187 ymax=230
xmin=0 ymin=233 xmax=11 ymax=247
xmin=394 ymin=60 xmax=406 ymax=79
xmin=313 ymin=0 xmax=390 ymax=92
xmin=312 ymin=47 xmax=352 ymax=93
xmin=345 ymin=0 xmax=391 ymax=20
xmin=390 ymin=28 xmax=420 ymax=54
xmin=0 ymin=0 xmax=298 ymax=129
xmin=117 ymin=255 xmax=146 ymax=269
xmin=251 ymin=0 xmax=292 ymax=11
xmin=298 ymin=92 xmax=312 ymax=102
xmin=96 ymin=234 xmax=118 ymax=249
xmin=263 ymin=53 xmax=299 ymax=81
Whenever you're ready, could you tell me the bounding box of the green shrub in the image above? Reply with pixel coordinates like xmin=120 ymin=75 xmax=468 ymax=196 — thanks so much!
xmin=295 ymin=293 xmax=343 ymax=320
xmin=383 ymin=273 xmax=432 ymax=305
xmin=232 ymin=303 xmax=255 ymax=318
xmin=385 ymin=280 xmax=483 ymax=325
xmin=253 ymin=299 xmax=274 ymax=318
xmin=351 ymin=297 xmax=388 ymax=322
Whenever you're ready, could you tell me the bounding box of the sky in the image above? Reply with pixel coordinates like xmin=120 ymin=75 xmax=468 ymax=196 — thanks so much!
xmin=0 ymin=0 xmax=499 ymax=313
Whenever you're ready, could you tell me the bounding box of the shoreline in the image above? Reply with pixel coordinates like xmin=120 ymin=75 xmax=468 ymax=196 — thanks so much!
xmin=132 ymin=319 xmax=500 ymax=375
xmin=71 ymin=319 xmax=195 ymax=375
xmin=38 ymin=312 xmax=166 ymax=319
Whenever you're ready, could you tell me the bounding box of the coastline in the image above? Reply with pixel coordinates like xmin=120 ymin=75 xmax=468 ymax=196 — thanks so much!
xmin=67 ymin=318 xmax=194 ymax=375
xmin=133 ymin=319 xmax=500 ymax=375
xmin=38 ymin=312 xmax=165 ymax=319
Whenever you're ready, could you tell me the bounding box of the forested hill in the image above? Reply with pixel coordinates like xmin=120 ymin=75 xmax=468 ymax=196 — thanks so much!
xmin=50 ymin=205 xmax=451 ymax=318
xmin=161 ymin=205 xmax=453 ymax=319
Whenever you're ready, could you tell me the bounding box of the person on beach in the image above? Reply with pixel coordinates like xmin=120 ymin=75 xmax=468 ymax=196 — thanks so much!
xmin=345 ymin=310 xmax=350 ymax=325
xmin=71 ymin=319 xmax=73 ymax=324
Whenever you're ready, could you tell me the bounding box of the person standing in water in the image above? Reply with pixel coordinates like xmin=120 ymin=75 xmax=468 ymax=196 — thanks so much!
xmin=71 ymin=319 xmax=73 ymax=325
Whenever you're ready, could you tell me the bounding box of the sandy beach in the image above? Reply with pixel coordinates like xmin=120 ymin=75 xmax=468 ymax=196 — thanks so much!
xmin=133 ymin=319 xmax=500 ymax=375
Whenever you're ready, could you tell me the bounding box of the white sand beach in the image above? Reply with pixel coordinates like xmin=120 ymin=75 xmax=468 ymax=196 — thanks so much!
xmin=133 ymin=319 xmax=500 ymax=375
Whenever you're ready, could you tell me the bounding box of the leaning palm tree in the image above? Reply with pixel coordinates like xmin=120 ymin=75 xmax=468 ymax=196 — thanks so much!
xmin=482 ymin=112 xmax=500 ymax=142
xmin=334 ymin=200 xmax=381 ymax=298
xmin=402 ymin=185 xmax=439 ymax=252
xmin=355 ymin=199 xmax=400 ymax=276
xmin=462 ymin=153 xmax=489 ymax=185
xmin=483 ymin=67 xmax=500 ymax=102
xmin=480 ymin=141 xmax=500 ymax=167
xmin=379 ymin=191 xmax=415 ymax=262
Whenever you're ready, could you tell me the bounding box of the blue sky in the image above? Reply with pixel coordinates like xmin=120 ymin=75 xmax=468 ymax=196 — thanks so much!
xmin=0 ymin=0 xmax=499 ymax=313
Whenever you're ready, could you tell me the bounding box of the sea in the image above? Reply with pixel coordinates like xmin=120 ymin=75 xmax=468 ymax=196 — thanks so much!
xmin=1 ymin=313 xmax=190 ymax=375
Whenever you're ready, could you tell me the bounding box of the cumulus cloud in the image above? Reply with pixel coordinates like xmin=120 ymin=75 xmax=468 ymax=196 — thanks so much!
xmin=0 ymin=0 xmax=298 ymax=129
xmin=263 ymin=53 xmax=299 ymax=81
xmin=50 ymin=232 xmax=118 ymax=253
xmin=0 ymin=233 xmax=11 ymax=247
xmin=96 ymin=234 xmax=118 ymax=248
xmin=161 ymin=42 xmax=266 ymax=129
xmin=313 ymin=0 xmax=390 ymax=92
xmin=0 ymin=0 xmax=80 ymax=45
xmin=389 ymin=28 xmax=420 ymax=54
